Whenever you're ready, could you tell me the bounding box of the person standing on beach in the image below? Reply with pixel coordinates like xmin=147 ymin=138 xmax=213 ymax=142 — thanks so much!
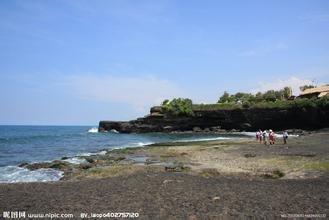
xmin=283 ymin=130 xmax=288 ymax=144
xmin=256 ymin=130 xmax=260 ymax=141
xmin=259 ymin=129 xmax=263 ymax=143
xmin=262 ymin=130 xmax=268 ymax=145
xmin=269 ymin=129 xmax=275 ymax=145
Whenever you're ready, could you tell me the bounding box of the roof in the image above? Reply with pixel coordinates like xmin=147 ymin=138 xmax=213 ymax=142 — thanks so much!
xmin=300 ymin=85 xmax=329 ymax=96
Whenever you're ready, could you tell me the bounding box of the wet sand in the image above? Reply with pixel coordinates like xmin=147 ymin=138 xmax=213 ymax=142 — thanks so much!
xmin=0 ymin=132 xmax=328 ymax=219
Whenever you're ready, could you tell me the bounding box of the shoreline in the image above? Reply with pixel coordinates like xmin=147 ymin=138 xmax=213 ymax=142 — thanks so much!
xmin=0 ymin=132 xmax=328 ymax=217
xmin=6 ymin=130 xmax=328 ymax=182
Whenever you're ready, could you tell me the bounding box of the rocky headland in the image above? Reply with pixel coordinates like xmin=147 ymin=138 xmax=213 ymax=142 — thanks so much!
xmin=99 ymin=105 xmax=329 ymax=133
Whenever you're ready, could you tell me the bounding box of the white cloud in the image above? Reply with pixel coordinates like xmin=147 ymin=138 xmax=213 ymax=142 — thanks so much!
xmin=251 ymin=76 xmax=314 ymax=95
xmin=67 ymin=74 xmax=186 ymax=113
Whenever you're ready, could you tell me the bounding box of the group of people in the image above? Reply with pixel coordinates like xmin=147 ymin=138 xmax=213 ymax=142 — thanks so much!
xmin=256 ymin=129 xmax=289 ymax=145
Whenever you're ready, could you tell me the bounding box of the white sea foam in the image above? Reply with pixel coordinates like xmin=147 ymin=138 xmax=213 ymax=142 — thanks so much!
xmin=63 ymin=157 xmax=87 ymax=164
xmin=177 ymin=137 xmax=232 ymax=142
xmin=97 ymin=150 xmax=107 ymax=155
xmin=77 ymin=150 xmax=107 ymax=157
xmin=239 ymin=131 xmax=299 ymax=138
xmin=88 ymin=127 xmax=99 ymax=133
xmin=110 ymin=129 xmax=119 ymax=133
xmin=136 ymin=142 xmax=154 ymax=146
xmin=239 ymin=132 xmax=256 ymax=137
xmin=77 ymin=152 xmax=93 ymax=157
xmin=274 ymin=134 xmax=299 ymax=138
xmin=0 ymin=166 xmax=63 ymax=183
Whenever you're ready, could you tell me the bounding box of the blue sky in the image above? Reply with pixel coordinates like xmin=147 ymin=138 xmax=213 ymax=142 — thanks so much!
xmin=0 ymin=0 xmax=328 ymax=125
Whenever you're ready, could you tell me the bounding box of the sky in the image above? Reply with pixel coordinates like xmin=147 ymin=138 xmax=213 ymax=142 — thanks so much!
xmin=0 ymin=0 xmax=328 ymax=125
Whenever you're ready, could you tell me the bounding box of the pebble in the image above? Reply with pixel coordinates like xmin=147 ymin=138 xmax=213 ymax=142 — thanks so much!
xmin=212 ymin=196 xmax=221 ymax=201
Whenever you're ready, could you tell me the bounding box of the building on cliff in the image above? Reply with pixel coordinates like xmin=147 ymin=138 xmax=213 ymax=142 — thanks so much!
xmin=299 ymin=85 xmax=329 ymax=98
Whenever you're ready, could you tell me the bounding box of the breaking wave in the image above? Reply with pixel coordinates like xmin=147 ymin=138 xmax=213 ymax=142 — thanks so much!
xmin=0 ymin=166 xmax=63 ymax=183
xmin=88 ymin=127 xmax=99 ymax=133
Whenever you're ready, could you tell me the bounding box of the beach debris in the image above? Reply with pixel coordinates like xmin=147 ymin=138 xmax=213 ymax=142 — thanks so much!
xmin=261 ymin=170 xmax=285 ymax=179
xmin=79 ymin=164 xmax=93 ymax=170
xmin=212 ymin=196 xmax=221 ymax=201
xmin=85 ymin=158 xmax=95 ymax=163
xmin=199 ymin=168 xmax=220 ymax=178
xmin=162 ymin=179 xmax=174 ymax=184
xmin=244 ymin=153 xmax=256 ymax=158
xmin=164 ymin=163 xmax=190 ymax=172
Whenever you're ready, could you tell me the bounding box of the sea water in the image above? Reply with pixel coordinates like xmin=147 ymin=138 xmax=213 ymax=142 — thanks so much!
xmin=0 ymin=125 xmax=247 ymax=183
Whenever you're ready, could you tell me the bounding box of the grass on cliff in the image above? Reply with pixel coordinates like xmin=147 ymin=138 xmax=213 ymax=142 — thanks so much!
xmin=192 ymin=96 xmax=329 ymax=111
xmin=162 ymin=97 xmax=329 ymax=114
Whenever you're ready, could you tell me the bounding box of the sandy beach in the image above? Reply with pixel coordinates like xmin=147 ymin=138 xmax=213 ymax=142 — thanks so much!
xmin=1 ymin=131 xmax=328 ymax=219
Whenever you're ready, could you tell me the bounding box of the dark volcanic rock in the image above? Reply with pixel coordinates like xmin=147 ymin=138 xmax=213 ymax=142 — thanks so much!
xmin=99 ymin=106 xmax=329 ymax=133
xmin=26 ymin=160 xmax=70 ymax=171
xmin=18 ymin=162 xmax=29 ymax=168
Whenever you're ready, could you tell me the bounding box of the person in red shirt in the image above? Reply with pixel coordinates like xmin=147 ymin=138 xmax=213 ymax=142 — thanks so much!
xmin=269 ymin=129 xmax=275 ymax=145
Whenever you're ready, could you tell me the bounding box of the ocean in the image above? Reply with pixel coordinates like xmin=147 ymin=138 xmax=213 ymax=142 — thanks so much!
xmin=0 ymin=125 xmax=249 ymax=183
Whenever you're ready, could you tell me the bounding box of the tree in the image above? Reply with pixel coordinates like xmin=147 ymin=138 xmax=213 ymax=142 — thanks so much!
xmin=283 ymin=87 xmax=292 ymax=99
xmin=255 ymin=92 xmax=263 ymax=102
xmin=299 ymin=85 xmax=315 ymax=92
xmin=218 ymin=91 xmax=230 ymax=103
xmin=162 ymin=99 xmax=170 ymax=106
xmin=263 ymin=90 xmax=277 ymax=102
xmin=162 ymin=98 xmax=194 ymax=116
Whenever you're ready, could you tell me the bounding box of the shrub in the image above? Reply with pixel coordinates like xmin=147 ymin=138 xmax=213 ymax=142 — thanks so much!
xmin=162 ymin=98 xmax=194 ymax=116
xmin=218 ymin=87 xmax=293 ymax=104
xmin=299 ymin=85 xmax=315 ymax=92
xmin=315 ymin=96 xmax=329 ymax=108
xmin=242 ymin=101 xmax=251 ymax=108
xmin=162 ymin=99 xmax=170 ymax=106
xmin=192 ymin=103 xmax=240 ymax=111
xmin=163 ymin=91 xmax=328 ymax=114
xmin=218 ymin=91 xmax=231 ymax=103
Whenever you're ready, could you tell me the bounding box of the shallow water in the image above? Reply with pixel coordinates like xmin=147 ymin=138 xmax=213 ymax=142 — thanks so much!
xmin=0 ymin=125 xmax=249 ymax=183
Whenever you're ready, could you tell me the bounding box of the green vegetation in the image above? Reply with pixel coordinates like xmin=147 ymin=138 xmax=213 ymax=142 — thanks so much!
xmin=199 ymin=168 xmax=220 ymax=178
xmin=161 ymin=86 xmax=329 ymax=114
xmin=261 ymin=170 xmax=285 ymax=179
xmin=299 ymin=85 xmax=315 ymax=91
xmin=49 ymin=161 xmax=69 ymax=170
xmin=304 ymin=161 xmax=329 ymax=171
xmin=161 ymin=98 xmax=194 ymax=116
xmin=192 ymin=103 xmax=239 ymax=111
xmin=83 ymin=165 xmax=143 ymax=178
xmin=192 ymin=96 xmax=329 ymax=111
xmin=217 ymin=87 xmax=292 ymax=104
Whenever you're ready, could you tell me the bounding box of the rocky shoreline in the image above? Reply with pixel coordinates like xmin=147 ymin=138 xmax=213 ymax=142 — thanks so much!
xmin=1 ymin=131 xmax=329 ymax=218
xmin=17 ymin=131 xmax=329 ymax=181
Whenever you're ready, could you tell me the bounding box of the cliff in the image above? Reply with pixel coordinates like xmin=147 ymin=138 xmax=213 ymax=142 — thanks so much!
xmin=99 ymin=105 xmax=329 ymax=133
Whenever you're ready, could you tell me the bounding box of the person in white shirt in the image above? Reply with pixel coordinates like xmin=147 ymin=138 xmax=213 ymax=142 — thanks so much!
xmin=283 ymin=130 xmax=288 ymax=144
